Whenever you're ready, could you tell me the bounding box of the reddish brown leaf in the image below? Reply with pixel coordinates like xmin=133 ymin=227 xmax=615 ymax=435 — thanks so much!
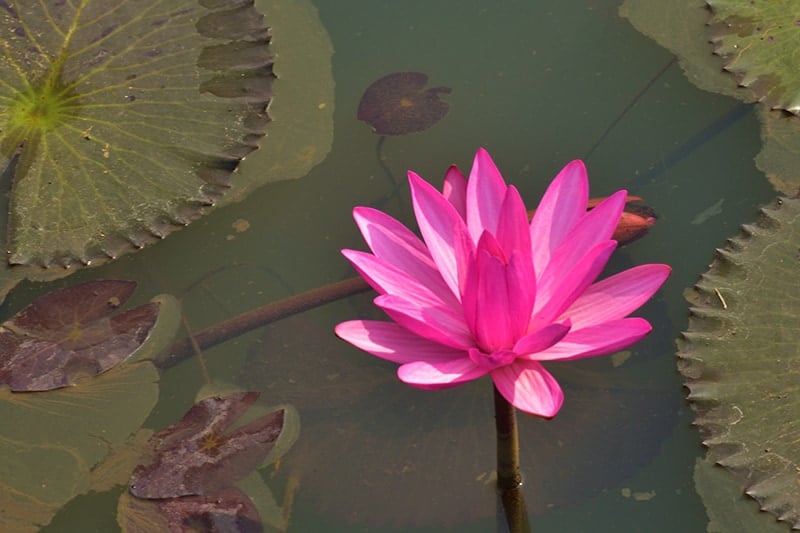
xmin=129 ymin=392 xmax=284 ymax=499
xmin=0 ymin=280 xmax=159 ymax=391
xmin=158 ymin=487 xmax=263 ymax=533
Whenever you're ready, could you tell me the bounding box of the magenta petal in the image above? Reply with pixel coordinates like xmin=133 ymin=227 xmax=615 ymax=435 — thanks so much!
xmin=442 ymin=165 xmax=467 ymax=219
xmin=465 ymin=148 xmax=508 ymax=242
xmin=491 ymin=360 xmax=564 ymax=417
xmin=563 ymin=264 xmax=671 ymax=328
xmin=342 ymin=249 xmax=447 ymax=308
xmin=398 ymin=357 xmax=488 ymax=389
xmin=495 ymin=185 xmax=532 ymax=262
xmin=408 ymin=171 xmax=474 ymax=299
xmin=353 ymin=207 xmax=457 ymax=307
xmin=461 ymin=234 xmax=534 ymax=352
xmin=375 ymin=294 xmax=472 ymax=350
xmin=525 ymin=318 xmax=653 ymax=361
xmin=512 ymin=320 xmax=571 ymax=355
xmin=335 ymin=320 xmax=464 ymax=364
xmin=532 ymin=240 xmax=616 ymax=327
xmin=548 ymin=189 xmax=626 ymax=269
xmin=529 ymin=160 xmax=589 ymax=275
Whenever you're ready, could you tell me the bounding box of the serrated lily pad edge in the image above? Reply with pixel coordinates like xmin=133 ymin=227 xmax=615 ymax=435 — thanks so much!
xmin=677 ymin=195 xmax=800 ymax=528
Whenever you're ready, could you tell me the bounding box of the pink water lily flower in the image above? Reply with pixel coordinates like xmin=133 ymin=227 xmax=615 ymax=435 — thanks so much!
xmin=335 ymin=148 xmax=670 ymax=418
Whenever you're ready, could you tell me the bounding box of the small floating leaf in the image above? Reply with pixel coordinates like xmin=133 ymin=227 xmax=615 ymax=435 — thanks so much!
xmin=129 ymin=392 xmax=285 ymax=499
xmin=357 ymin=72 xmax=452 ymax=136
xmin=118 ymin=487 xmax=263 ymax=533
xmin=0 ymin=279 xmax=159 ymax=391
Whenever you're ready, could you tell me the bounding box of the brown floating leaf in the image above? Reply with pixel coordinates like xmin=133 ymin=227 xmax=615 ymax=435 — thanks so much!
xmin=118 ymin=487 xmax=263 ymax=533
xmin=0 ymin=279 xmax=159 ymax=391
xmin=357 ymin=72 xmax=452 ymax=136
xmin=129 ymin=392 xmax=285 ymax=499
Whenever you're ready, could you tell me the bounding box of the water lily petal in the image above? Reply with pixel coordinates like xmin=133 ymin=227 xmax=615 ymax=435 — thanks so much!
xmin=466 ymin=147 xmax=508 ymax=242
xmin=353 ymin=207 xmax=457 ymax=307
xmin=398 ymin=357 xmax=488 ymax=389
xmin=462 ymin=233 xmax=534 ymax=352
xmin=342 ymin=249 xmax=450 ymax=309
xmin=495 ymin=185 xmax=533 ymax=263
xmin=442 ymin=165 xmax=467 ymax=219
xmin=512 ymin=320 xmax=571 ymax=355
xmin=525 ymin=318 xmax=653 ymax=361
xmin=562 ymin=264 xmax=671 ymax=328
xmin=409 ymin=171 xmax=474 ymax=299
xmin=335 ymin=320 xmax=464 ymax=364
xmin=529 ymin=160 xmax=589 ymax=275
xmin=549 ymin=190 xmax=626 ymax=267
xmin=532 ymin=240 xmax=616 ymax=327
xmin=491 ymin=360 xmax=564 ymax=417
xmin=375 ymin=294 xmax=472 ymax=349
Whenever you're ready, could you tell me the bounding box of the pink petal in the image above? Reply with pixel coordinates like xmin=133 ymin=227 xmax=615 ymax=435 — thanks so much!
xmin=529 ymin=160 xmax=589 ymax=275
xmin=495 ymin=185 xmax=532 ymax=263
xmin=343 ymin=249 xmax=449 ymax=309
xmin=562 ymin=264 xmax=671 ymax=328
xmin=461 ymin=234 xmax=535 ymax=352
xmin=353 ymin=207 xmax=458 ymax=307
xmin=491 ymin=360 xmax=564 ymax=417
xmin=398 ymin=357 xmax=488 ymax=389
xmin=524 ymin=318 xmax=653 ymax=361
xmin=335 ymin=320 xmax=464 ymax=364
xmin=532 ymin=240 xmax=616 ymax=328
xmin=408 ymin=171 xmax=474 ymax=299
xmin=466 ymin=148 xmax=508 ymax=242
xmin=512 ymin=320 xmax=571 ymax=355
xmin=375 ymin=294 xmax=473 ymax=349
xmin=546 ymin=189 xmax=626 ymax=271
xmin=442 ymin=165 xmax=467 ymax=219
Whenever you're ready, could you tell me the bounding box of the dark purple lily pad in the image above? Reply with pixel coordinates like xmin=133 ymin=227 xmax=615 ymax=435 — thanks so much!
xmin=357 ymin=72 xmax=452 ymax=136
xmin=118 ymin=487 xmax=262 ymax=533
xmin=129 ymin=392 xmax=285 ymax=499
xmin=0 ymin=279 xmax=159 ymax=391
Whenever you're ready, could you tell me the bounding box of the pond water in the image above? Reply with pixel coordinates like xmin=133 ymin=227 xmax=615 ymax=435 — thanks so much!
xmin=28 ymin=1 xmax=784 ymax=532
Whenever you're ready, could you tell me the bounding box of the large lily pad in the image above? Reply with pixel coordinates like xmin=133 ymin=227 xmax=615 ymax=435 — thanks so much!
xmin=619 ymin=0 xmax=746 ymax=101
xmin=0 ymin=280 xmax=158 ymax=391
xmin=708 ymin=0 xmax=800 ymax=114
xmin=678 ymin=196 xmax=800 ymax=528
xmin=0 ymin=0 xmax=273 ymax=267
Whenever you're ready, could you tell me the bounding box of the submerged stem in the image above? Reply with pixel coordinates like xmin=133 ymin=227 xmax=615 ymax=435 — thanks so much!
xmin=494 ymin=385 xmax=528 ymax=531
xmin=494 ymin=385 xmax=521 ymax=490
xmin=156 ymin=276 xmax=371 ymax=369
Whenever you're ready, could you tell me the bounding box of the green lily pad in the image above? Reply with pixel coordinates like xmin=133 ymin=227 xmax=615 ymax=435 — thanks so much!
xmin=678 ymin=196 xmax=800 ymax=528
xmin=227 ymin=0 xmax=334 ymax=200
xmin=619 ymin=0 xmax=746 ymax=101
xmin=708 ymin=0 xmax=800 ymax=114
xmin=0 ymin=362 xmax=160 ymax=532
xmin=694 ymin=456 xmax=791 ymax=533
xmin=754 ymin=106 xmax=800 ymax=195
xmin=0 ymin=0 xmax=273 ymax=267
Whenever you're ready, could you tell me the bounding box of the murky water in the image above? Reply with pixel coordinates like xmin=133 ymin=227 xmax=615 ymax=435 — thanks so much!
xmin=32 ymin=1 xmax=780 ymax=531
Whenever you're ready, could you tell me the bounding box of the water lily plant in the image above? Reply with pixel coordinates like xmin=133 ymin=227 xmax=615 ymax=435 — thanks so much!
xmin=335 ymin=148 xmax=669 ymax=496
